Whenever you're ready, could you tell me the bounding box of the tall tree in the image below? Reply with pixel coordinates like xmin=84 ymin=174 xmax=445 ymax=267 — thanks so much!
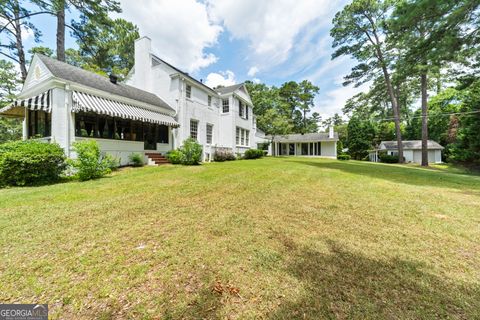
xmin=297 ymin=80 xmax=319 ymax=133
xmin=0 ymin=59 xmax=22 ymax=142
xmin=71 ymin=16 xmax=139 ymax=78
xmin=331 ymin=0 xmax=405 ymax=163
xmin=257 ymin=108 xmax=293 ymax=156
xmin=0 ymin=0 xmax=43 ymax=80
xmin=35 ymin=0 xmax=121 ymax=62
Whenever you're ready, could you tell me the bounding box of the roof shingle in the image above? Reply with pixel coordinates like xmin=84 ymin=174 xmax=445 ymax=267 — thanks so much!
xmin=37 ymin=54 xmax=175 ymax=114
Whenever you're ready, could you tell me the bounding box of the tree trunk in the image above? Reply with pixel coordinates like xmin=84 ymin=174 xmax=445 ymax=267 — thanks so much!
xmin=369 ymin=27 xmax=404 ymax=164
xmin=421 ymin=72 xmax=428 ymax=167
xmin=12 ymin=0 xmax=27 ymax=81
xmin=56 ymin=0 xmax=65 ymax=62
xmin=381 ymin=65 xmax=404 ymax=163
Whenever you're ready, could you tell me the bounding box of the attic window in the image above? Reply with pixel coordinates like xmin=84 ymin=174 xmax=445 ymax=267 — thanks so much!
xmin=208 ymin=95 xmax=212 ymax=106
xmin=222 ymin=99 xmax=229 ymax=113
xmin=186 ymin=85 xmax=192 ymax=99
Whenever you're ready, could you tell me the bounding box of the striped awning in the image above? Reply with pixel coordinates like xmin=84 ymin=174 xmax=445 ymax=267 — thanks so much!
xmin=0 ymin=90 xmax=51 ymax=117
xmin=72 ymin=91 xmax=179 ymax=127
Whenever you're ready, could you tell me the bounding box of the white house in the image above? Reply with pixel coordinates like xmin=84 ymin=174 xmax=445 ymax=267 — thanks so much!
xmin=0 ymin=53 xmax=180 ymax=165
xmin=126 ymin=37 xmax=257 ymax=161
xmin=0 ymin=37 xmax=259 ymax=165
xmin=267 ymin=129 xmax=338 ymax=158
xmin=369 ymin=140 xmax=444 ymax=164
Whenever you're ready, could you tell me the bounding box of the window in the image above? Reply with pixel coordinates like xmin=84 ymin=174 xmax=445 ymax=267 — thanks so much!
xmin=222 ymin=99 xmax=229 ymax=113
xmin=236 ymin=127 xmax=240 ymax=145
xmin=190 ymin=119 xmax=198 ymax=140
xmin=28 ymin=110 xmax=51 ymax=138
xmin=239 ymin=100 xmax=244 ymax=117
xmin=241 ymin=129 xmax=245 ymax=145
xmin=74 ymin=112 xmax=170 ymax=142
xmin=208 ymin=95 xmax=212 ymax=106
xmin=245 ymin=105 xmax=249 ymax=119
xmin=186 ymin=84 xmax=192 ymax=99
xmin=245 ymin=130 xmax=250 ymax=146
xmin=158 ymin=125 xmax=169 ymax=144
xmin=206 ymin=124 xmax=213 ymax=144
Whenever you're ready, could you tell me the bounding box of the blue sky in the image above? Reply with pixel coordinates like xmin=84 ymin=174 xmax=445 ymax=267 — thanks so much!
xmin=10 ymin=0 xmax=368 ymax=120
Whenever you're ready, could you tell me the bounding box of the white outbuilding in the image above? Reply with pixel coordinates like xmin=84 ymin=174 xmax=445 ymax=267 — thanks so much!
xmin=369 ymin=140 xmax=444 ymax=164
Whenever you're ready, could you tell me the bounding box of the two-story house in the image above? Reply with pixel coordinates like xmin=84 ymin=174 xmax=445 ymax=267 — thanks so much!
xmin=127 ymin=37 xmax=257 ymax=161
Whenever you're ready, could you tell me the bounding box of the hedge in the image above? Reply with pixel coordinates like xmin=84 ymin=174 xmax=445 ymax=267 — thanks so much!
xmin=0 ymin=140 xmax=66 ymax=186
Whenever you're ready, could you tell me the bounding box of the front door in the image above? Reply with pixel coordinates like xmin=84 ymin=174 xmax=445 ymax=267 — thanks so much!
xmin=144 ymin=124 xmax=157 ymax=150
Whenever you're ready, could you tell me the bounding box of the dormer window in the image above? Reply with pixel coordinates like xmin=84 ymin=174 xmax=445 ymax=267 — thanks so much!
xmin=186 ymin=85 xmax=192 ymax=99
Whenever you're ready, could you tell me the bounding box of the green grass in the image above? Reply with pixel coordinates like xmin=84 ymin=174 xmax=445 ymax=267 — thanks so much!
xmin=1 ymin=157 xmax=479 ymax=319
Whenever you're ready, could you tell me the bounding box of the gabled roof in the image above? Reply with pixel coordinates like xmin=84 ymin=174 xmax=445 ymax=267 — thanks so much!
xmin=150 ymin=54 xmax=218 ymax=95
xmin=268 ymin=132 xmax=339 ymax=142
xmin=36 ymin=54 xmax=175 ymax=113
xmin=215 ymin=83 xmax=244 ymax=95
xmin=380 ymin=140 xmax=444 ymax=150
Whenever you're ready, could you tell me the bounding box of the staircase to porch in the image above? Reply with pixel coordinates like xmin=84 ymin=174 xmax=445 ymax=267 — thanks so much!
xmin=145 ymin=153 xmax=170 ymax=165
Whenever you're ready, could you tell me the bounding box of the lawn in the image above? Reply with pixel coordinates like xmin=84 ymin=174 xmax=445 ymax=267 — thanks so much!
xmin=1 ymin=157 xmax=479 ymax=319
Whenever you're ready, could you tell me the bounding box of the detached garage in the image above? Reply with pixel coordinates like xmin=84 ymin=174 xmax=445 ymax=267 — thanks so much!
xmin=369 ymin=140 xmax=444 ymax=164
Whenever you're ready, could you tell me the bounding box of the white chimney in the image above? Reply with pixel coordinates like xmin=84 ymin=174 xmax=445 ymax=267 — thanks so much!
xmin=134 ymin=36 xmax=152 ymax=91
xmin=329 ymin=126 xmax=334 ymax=139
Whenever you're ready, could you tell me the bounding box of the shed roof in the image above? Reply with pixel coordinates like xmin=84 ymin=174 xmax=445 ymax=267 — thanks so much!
xmin=268 ymin=132 xmax=339 ymax=142
xmin=380 ymin=140 xmax=444 ymax=150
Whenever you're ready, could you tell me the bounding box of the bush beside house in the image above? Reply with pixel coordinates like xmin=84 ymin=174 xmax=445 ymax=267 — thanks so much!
xmin=213 ymin=149 xmax=236 ymax=162
xmin=0 ymin=140 xmax=66 ymax=186
xmin=69 ymin=140 xmax=114 ymax=181
xmin=129 ymin=153 xmax=144 ymax=167
xmin=244 ymin=149 xmax=264 ymax=159
xmin=166 ymin=138 xmax=203 ymax=165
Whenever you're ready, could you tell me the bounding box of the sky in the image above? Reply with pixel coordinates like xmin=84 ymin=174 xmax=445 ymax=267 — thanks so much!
xmin=10 ymin=0 xmax=370 ymax=120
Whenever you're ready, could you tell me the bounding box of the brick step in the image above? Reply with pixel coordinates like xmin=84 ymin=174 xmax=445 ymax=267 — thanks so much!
xmin=145 ymin=153 xmax=170 ymax=165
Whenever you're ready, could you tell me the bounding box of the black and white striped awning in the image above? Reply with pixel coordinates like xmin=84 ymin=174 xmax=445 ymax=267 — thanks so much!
xmin=72 ymin=91 xmax=179 ymax=127
xmin=0 ymin=90 xmax=51 ymax=117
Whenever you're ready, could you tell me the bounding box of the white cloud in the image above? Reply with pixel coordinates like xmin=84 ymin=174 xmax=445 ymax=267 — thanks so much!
xmin=252 ymin=78 xmax=261 ymax=84
xmin=205 ymin=70 xmax=236 ymax=88
xmin=118 ymin=0 xmax=222 ymax=73
xmin=207 ymin=0 xmax=342 ymax=71
xmin=247 ymin=66 xmax=259 ymax=77
xmin=314 ymin=80 xmax=370 ymax=119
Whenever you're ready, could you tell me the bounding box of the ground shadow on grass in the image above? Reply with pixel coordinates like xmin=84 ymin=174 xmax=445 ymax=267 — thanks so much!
xmin=269 ymin=237 xmax=480 ymax=319
xmin=287 ymin=159 xmax=480 ymax=191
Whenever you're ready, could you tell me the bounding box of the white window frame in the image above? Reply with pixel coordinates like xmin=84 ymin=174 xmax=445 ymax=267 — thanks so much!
xmin=245 ymin=130 xmax=250 ymax=146
xmin=186 ymin=84 xmax=192 ymax=99
xmin=236 ymin=127 xmax=240 ymax=145
xmin=190 ymin=119 xmax=198 ymax=140
xmin=206 ymin=123 xmax=213 ymax=144
xmin=241 ymin=128 xmax=245 ymax=145
xmin=222 ymin=99 xmax=229 ymax=113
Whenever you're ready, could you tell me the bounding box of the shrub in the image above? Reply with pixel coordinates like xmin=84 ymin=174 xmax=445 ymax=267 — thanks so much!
xmin=129 ymin=152 xmax=144 ymax=167
xmin=0 ymin=140 xmax=66 ymax=186
xmin=166 ymin=139 xmax=203 ymax=165
xmin=166 ymin=149 xmax=183 ymax=164
xmin=244 ymin=149 xmax=264 ymax=159
xmin=337 ymin=154 xmax=351 ymax=161
xmin=102 ymin=154 xmax=120 ymax=171
xmin=69 ymin=140 xmax=111 ymax=181
xmin=179 ymin=138 xmax=203 ymax=165
xmin=213 ymin=149 xmax=236 ymax=162
xmin=379 ymin=153 xmax=399 ymax=163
